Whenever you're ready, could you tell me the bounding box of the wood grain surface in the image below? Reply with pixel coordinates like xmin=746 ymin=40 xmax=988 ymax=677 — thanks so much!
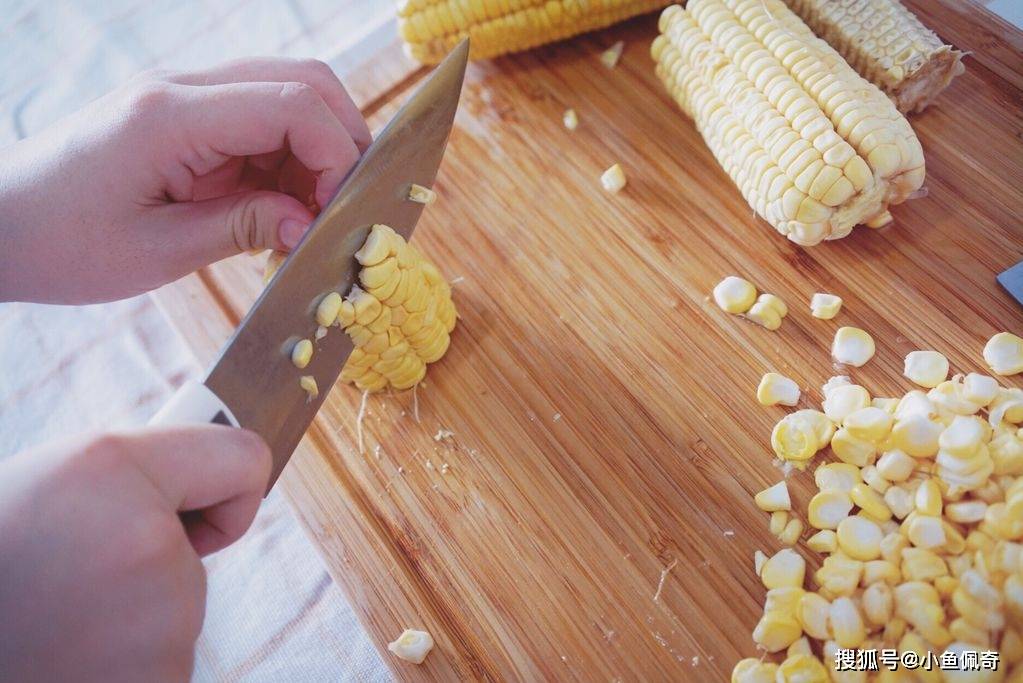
xmin=153 ymin=2 xmax=1023 ymax=680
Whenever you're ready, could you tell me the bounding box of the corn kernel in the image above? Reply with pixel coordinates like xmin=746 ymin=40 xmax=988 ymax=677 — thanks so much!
xmin=562 ymin=108 xmax=578 ymax=131
xmin=837 ymin=515 xmax=883 ymax=560
xmin=752 ymin=611 xmax=801 ymax=653
xmin=773 ymin=412 xmax=829 ymax=466
xmin=844 ymin=407 xmax=894 ymax=443
xmin=291 ymin=338 xmax=313 ymax=368
xmin=883 ymin=487 xmax=914 ymax=520
xmin=963 ymin=373 xmax=999 ymax=406
xmin=777 ymin=653 xmax=829 ymax=681
xmin=770 ymin=510 xmax=790 ymax=536
xmin=810 ymin=292 xmax=843 ymax=320
xmin=761 ymin=549 xmax=806 ymax=590
xmin=862 ymin=582 xmax=894 ymax=626
xmin=829 ymin=596 xmax=866 ymax=648
xmin=809 ymin=490 xmax=853 ymax=530
xmin=407 ymin=183 xmax=437 ymax=205
xmin=713 ymin=276 xmax=756 ymax=314
xmin=754 ymin=550 xmax=768 ymax=576
xmin=755 ymin=480 xmax=791 ymax=512
xmin=600 ymin=163 xmax=627 ymax=193
xmin=860 ymin=465 xmax=891 ymax=494
xmin=903 ymin=351 xmax=950 ymax=388
xmin=888 ymin=414 xmax=942 ymax=458
xmin=731 ymin=658 xmax=777 ymax=683
xmin=906 ymin=514 xmax=946 ymax=549
xmin=876 ymin=450 xmax=916 ymax=482
xmin=823 ymin=385 xmax=871 ymax=423
xmin=901 ymin=547 xmax=948 ymax=581
xmin=807 ymin=530 xmax=838 ymax=554
xmin=756 ymin=293 xmax=788 ymax=318
xmin=815 ymin=463 xmax=862 ymax=493
xmin=939 ymin=416 xmax=989 ymax=458
xmin=387 ymin=628 xmax=434 ymax=664
xmin=851 ymin=483 xmax=892 ymax=522
xmin=745 ymin=301 xmax=783 ymax=331
xmin=299 ymin=375 xmax=318 ymax=400
xmin=914 ymin=479 xmax=943 ymax=516
xmin=862 ymin=559 xmax=900 ymax=586
xmin=600 ymin=40 xmax=624 ymax=68
xmin=786 ymin=636 xmax=813 ymax=658
xmin=765 ymin=586 xmax=805 ymax=619
xmin=816 ymin=554 xmax=863 ymax=597
xmin=757 ymin=372 xmax=800 ymax=406
xmin=984 ymin=332 xmax=1023 ymax=376
xmin=832 ymin=327 xmax=876 ymax=367
xmin=831 ymin=429 xmax=877 ymax=467
xmin=779 ymin=517 xmax=804 ymax=546
xmin=797 ymin=592 xmax=832 ymax=640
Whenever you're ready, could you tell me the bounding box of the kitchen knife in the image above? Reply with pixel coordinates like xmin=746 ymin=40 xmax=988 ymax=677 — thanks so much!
xmin=150 ymin=39 xmax=469 ymax=490
xmin=998 ymin=261 xmax=1023 ymax=308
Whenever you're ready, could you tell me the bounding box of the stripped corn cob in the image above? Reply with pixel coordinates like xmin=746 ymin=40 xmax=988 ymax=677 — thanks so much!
xmin=264 ymin=224 xmax=457 ymax=392
xmin=652 ymin=0 xmax=925 ymax=246
xmin=398 ymin=0 xmax=669 ymax=64
xmin=785 ymin=0 xmax=965 ymax=113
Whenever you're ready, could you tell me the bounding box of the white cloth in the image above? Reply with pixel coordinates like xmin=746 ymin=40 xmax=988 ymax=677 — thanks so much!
xmin=0 ymin=2 xmax=394 ymax=681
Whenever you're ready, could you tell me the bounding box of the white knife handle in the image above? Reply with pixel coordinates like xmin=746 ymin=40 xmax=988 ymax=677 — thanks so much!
xmin=149 ymin=379 xmax=240 ymax=428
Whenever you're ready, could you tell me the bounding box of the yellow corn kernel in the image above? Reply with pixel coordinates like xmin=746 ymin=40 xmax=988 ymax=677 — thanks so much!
xmin=862 ymin=582 xmax=894 ymax=627
xmin=829 ymin=596 xmax=866 ymax=648
xmin=773 ymin=411 xmax=830 ymax=466
xmin=600 ymin=163 xmax=626 ymax=194
xmin=297 ymin=375 xmax=319 ymax=400
xmin=939 ymin=415 xmax=989 ymax=458
xmin=963 ymin=372 xmax=999 ymax=406
xmin=770 ymin=510 xmax=790 ymax=536
xmin=786 ymin=636 xmax=813 ymax=658
xmin=883 ymin=485 xmax=914 ymax=520
xmin=862 ymin=560 xmax=900 ymax=586
xmin=752 ymin=611 xmax=802 ymax=653
xmin=754 ymin=550 xmax=769 ymax=577
xmin=1003 ymin=628 xmax=1023 ymax=665
xmin=831 ymin=429 xmax=877 ymax=468
xmin=797 ymin=592 xmax=832 ymax=640
xmin=876 ymin=450 xmax=916 ymax=482
xmin=808 ymin=490 xmax=853 ymax=530
xmin=776 ymin=653 xmax=828 ymax=681
xmin=810 ymin=292 xmax=842 ymax=320
xmin=714 ymin=276 xmax=757 ymax=314
xmin=901 ymin=547 xmax=948 ymax=581
xmin=815 ymin=554 xmax=863 ymax=598
xmin=765 ymin=586 xmax=805 ymax=619
xmin=757 ymin=373 xmax=800 ymax=407
xmin=807 ymin=529 xmax=838 ymax=554
xmin=761 ymin=548 xmax=806 ymax=590
xmin=906 ymin=515 xmax=946 ymax=550
xmin=757 ymin=293 xmax=788 ymax=318
xmin=837 ymin=515 xmax=883 ymax=561
xmin=844 ymin=407 xmax=894 ymax=443
xmin=949 ymin=617 xmax=990 ymax=647
xmin=860 ymin=465 xmax=891 ymax=494
xmin=291 ymin=338 xmax=313 ymax=369
xmin=562 ymin=109 xmax=578 ymax=131
xmin=815 ymin=463 xmax=862 ymax=494
xmin=984 ymin=332 xmax=1023 ymax=376
xmin=731 ymin=658 xmax=778 ymax=683
xmin=745 ymin=301 xmax=783 ymax=331
xmin=888 ymin=414 xmax=943 ymax=458
xmin=851 ymin=483 xmax=892 ymax=522
xmin=914 ymin=479 xmax=943 ymax=516
xmin=315 ymin=292 xmax=343 ymax=327
xmin=832 ymin=327 xmax=876 ymax=367
xmin=600 ymin=40 xmax=624 ymax=68
xmin=903 ymin=351 xmax=950 ymax=388
xmin=779 ymin=517 xmax=804 ymax=546
xmin=407 ymin=183 xmax=437 ymax=205
xmin=755 ymin=480 xmax=792 ymax=512
xmin=934 ymin=575 xmax=959 ymax=598
xmin=823 ymin=384 xmax=871 ymax=423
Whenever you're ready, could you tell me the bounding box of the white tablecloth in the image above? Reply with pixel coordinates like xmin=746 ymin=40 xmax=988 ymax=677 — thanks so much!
xmin=0 ymin=2 xmax=394 ymax=680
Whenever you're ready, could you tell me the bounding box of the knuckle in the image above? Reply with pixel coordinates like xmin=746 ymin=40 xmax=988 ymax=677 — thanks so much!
xmin=132 ymin=67 xmax=174 ymax=84
xmin=299 ymin=58 xmax=336 ymax=82
xmin=278 ymin=80 xmax=319 ymax=107
xmin=79 ymin=432 xmax=131 ymax=470
xmin=124 ymin=80 xmax=174 ymax=118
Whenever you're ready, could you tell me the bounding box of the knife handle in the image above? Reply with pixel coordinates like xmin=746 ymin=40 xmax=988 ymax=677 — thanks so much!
xmin=149 ymin=379 xmax=240 ymax=428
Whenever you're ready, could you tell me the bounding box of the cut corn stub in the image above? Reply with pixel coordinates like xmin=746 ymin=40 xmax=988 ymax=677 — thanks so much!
xmin=652 ymin=0 xmax=925 ymax=246
xmin=713 ymin=276 xmax=757 ymax=314
xmin=755 ymin=480 xmax=792 ymax=512
xmin=407 ymin=183 xmax=437 ymax=205
xmin=810 ymin=293 xmax=843 ymax=319
xmin=786 ymin=0 xmax=965 ymax=114
xmin=984 ymin=332 xmax=1023 ymax=376
xmin=601 ymin=40 xmax=624 ymax=68
xmin=832 ymin=327 xmax=875 ymax=367
xmin=600 ymin=163 xmax=627 ymax=193
xmin=387 ymin=629 xmax=434 ymax=664
xmin=397 ymin=0 xmax=666 ymax=64
xmin=757 ymin=372 xmax=800 ymax=406
xmin=323 ymin=224 xmax=456 ymax=393
xmin=563 ymin=108 xmax=578 ymax=131
xmin=904 ymin=350 xmax=950 ymax=388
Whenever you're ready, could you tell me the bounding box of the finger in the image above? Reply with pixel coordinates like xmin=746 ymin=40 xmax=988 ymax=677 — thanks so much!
xmin=125 ymin=424 xmax=271 ymax=554
xmin=172 ymin=81 xmax=360 ymax=207
xmin=151 ymin=190 xmax=315 ymax=271
xmin=163 ymin=57 xmax=372 ymax=151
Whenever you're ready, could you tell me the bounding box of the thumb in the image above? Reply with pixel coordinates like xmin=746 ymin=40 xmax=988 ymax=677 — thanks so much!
xmin=156 ymin=190 xmax=315 ymax=265
xmin=126 ymin=424 xmax=272 ymax=556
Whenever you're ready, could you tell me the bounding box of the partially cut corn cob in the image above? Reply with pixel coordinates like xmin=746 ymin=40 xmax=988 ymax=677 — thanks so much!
xmin=652 ymin=0 xmax=925 ymax=245
xmin=398 ymin=0 xmax=669 ymax=64
xmin=785 ymin=0 xmax=965 ymax=113
xmin=264 ymin=224 xmax=457 ymax=393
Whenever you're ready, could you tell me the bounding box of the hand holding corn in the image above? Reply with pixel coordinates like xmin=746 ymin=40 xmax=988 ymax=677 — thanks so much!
xmin=0 ymin=57 xmax=370 ymax=304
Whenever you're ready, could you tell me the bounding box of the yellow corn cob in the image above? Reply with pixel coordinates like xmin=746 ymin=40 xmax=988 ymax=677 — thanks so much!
xmin=264 ymin=224 xmax=457 ymax=393
xmin=398 ymin=0 xmax=670 ymax=64
xmin=651 ymin=0 xmax=925 ymax=246
xmin=785 ymin=0 xmax=965 ymax=113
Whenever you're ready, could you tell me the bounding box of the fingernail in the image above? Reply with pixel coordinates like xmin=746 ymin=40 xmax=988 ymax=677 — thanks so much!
xmin=279 ymin=219 xmax=309 ymax=249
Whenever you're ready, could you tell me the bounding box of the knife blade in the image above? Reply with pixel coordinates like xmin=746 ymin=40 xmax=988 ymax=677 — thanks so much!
xmin=152 ymin=39 xmax=469 ymax=490
xmin=998 ymin=261 xmax=1023 ymax=308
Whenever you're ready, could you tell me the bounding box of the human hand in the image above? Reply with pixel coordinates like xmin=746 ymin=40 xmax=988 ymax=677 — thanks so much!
xmin=0 ymin=425 xmax=271 ymax=681
xmin=0 ymin=58 xmax=371 ymax=304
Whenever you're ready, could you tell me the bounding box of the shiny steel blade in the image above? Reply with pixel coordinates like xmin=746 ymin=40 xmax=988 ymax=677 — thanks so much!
xmin=998 ymin=261 xmax=1023 ymax=308
xmin=204 ymin=39 xmax=469 ymax=488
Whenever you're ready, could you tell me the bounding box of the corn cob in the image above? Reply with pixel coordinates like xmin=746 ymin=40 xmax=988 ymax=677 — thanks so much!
xmin=651 ymin=0 xmax=925 ymax=246
xmin=398 ymin=0 xmax=669 ymax=64
xmin=264 ymin=224 xmax=457 ymax=392
xmin=785 ymin=0 xmax=965 ymax=113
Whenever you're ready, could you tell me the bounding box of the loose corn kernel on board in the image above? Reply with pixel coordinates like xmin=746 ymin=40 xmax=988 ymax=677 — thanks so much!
xmin=152 ymin=2 xmax=1022 ymax=680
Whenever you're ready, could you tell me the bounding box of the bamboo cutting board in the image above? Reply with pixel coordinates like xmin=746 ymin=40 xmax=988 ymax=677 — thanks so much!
xmin=153 ymin=2 xmax=1023 ymax=680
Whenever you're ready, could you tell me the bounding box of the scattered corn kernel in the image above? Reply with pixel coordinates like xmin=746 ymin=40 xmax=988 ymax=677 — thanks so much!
xmin=387 ymin=629 xmax=434 ymax=664
xmin=600 ymin=40 xmax=624 ymax=68
xmin=844 ymin=407 xmax=894 ymax=443
xmin=779 ymin=517 xmax=804 ymax=546
xmin=407 ymin=183 xmax=437 ymax=205
xmin=810 ymin=293 xmax=843 ymax=320
xmin=829 ymin=596 xmax=866 ymax=648
xmin=757 ymin=373 xmax=801 ymax=407
xmin=316 ymin=292 xmax=343 ymax=327
xmin=876 ymin=450 xmax=916 ymax=482
xmin=770 ymin=510 xmax=790 ymax=536
xmin=731 ymin=658 xmax=777 ymax=683
xmin=299 ymin=375 xmax=318 ymax=400
xmin=904 ymin=351 xmax=950 ymax=388
xmin=963 ymin=373 xmax=999 ymax=406
xmin=773 ymin=410 xmax=832 ymax=466
xmin=808 ymin=490 xmax=853 ymax=530
xmin=761 ymin=549 xmax=806 ymax=590
xmin=291 ymin=338 xmax=313 ymax=369
xmin=600 ymin=163 xmax=626 ymax=193
xmin=752 ymin=611 xmax=802 ymax=653
xmin=815 ymin=463 xmax=861 ymax=494
xmin=713 ymin=276 xmax=757 ymax=314
xmin=745 ymin=301 xmax=782 ymax=331
xmin=807 ymin=530 xmax=838 ymax=554
xmin=755 ymin=481 xmax=791 ymax=512
xmin=837 ymin=515 xmax=884 ymax=561
xmin=984 ymin=332 xmax=1023 ymax=375
xmin=832 ymin=327 xmax=876 ymax=367
xmin=823 ymin=384 xmax=871 ymax=424
xmin=757 ymin=293 xmax=788 ymax=318
xmin=777 ymin=653 xmax=828 ymax=680
xmin=562 ymin=108 xmax=578 ymax=130
xmin=906 ymin=514 xmax=946 ymax=549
